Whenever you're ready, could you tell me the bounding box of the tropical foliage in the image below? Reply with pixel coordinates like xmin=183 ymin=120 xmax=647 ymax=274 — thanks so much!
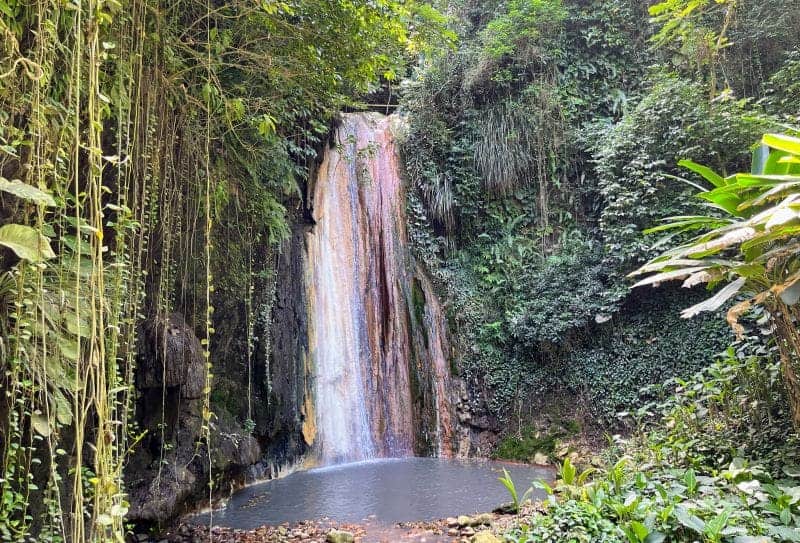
xmin=0 ymin=0 xmax=449 ymax=540
xmin=507 ymin=350 xmax=800 ymax=542
xmin=631 ymin=133 xmax=800 ymax=425
xmin=399 ymin=0 xmax=798 ymax=424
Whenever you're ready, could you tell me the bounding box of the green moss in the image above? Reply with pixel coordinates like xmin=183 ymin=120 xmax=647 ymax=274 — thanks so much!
xmin=411 ymin=278 xmax=428 ymax=348
xmin=493 ymin=426 xmax=557 ymax=462
xmin=561 ymin=418 xmax=581 ymax=435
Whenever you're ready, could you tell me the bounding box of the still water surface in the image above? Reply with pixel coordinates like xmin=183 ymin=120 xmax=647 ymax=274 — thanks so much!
xmin=196 ymin=457 xmax=552 ymax=529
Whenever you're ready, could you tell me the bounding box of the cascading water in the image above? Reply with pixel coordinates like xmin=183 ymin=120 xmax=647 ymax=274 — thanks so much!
xmin=305 ymin=112 xmax=456 ymax=465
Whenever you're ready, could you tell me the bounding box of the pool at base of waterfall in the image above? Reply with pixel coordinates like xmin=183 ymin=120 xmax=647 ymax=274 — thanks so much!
xmin=192 ymin=457 xmax=552 ymax=529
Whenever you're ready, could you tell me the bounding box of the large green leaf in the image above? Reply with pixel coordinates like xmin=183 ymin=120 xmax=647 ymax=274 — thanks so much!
xmin=31 ymin=413 xmax=51 ymax=437
xmin=644 ymin=216 xmax=732 ymax=235
xmin=674 ymin=505 xmax=705 ymax=533
xmin=768 ymin=525 xmax=800 ymax=542
xmin=632 ymin=266 xmax=709 ymax=288
xmin=679 ymin=159 xmax=725 ymax=187
xmin=739 ymin=181 xmax=800 ymax=210
xmin=764 ymin=133 xmax=800 ymax=156
xmin=0 ymin=177 xmax=57 ymax=207
xmin=681 ymin=277 xmax=746 ymax=319
xmin=0 ymin=224 xmax=56 ymax=262
xmin=697 ymin=189 xmax=743 ymax=216
xmin=751 ymin=143 xmax=771 ymax=175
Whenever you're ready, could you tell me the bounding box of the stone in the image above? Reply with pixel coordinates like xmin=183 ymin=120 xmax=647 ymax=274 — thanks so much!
xmin=473 ymin=513 xmax=493 ymax=526
xmin=470 ymin=531 xmax=502 ymax=543
xmin=447 ymin=517 xmax=459 ymax=527
xmin=448 ymin=528 xmax=460 ymax=537
xmin=326 ymin=529 xmax=355 ymax=543
xmin=457 ymin=515 xmax=473 ymax=526
xmin=138 ymin=312 xmax=206 ymax=399
xmin=533 ymin=452 xmax=549 ymax=465
xmin=461 ymin=527 xmax=475 ymax=537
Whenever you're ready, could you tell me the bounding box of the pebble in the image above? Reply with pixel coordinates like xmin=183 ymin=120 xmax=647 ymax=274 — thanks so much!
xmin=325 ymin=529 xmax=354 ymax=543
xmin=163 ymin=509 xmax=517 ymax=543
xmin=470 ymin=532 xmax=502 ymax=543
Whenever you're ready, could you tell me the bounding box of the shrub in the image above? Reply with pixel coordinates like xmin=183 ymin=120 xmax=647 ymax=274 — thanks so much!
xmin=494 ymin=426 xmax=558 ymax=462
xmin=594 ymin=74 xmax=768 ymax=304
xmin=506 ymin=350 xmax=800 ymax=542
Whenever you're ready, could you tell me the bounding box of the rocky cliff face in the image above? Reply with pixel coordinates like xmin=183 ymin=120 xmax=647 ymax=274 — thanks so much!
xmin=125 ymin=113 xmax=470 ymax=527
xmin=126 ymin=228 xmax=313 ymax=526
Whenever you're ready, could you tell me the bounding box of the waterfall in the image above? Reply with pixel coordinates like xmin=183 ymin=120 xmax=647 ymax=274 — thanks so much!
xmin=305 ymin=112 xmax=456 ymax=465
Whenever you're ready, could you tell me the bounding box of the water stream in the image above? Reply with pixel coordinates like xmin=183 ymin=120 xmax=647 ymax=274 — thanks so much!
xmin=305 ymin=112 xmax=455 ymax=463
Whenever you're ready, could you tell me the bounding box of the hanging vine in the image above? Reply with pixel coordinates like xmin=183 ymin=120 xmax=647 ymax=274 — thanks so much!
xmin=0 ymin=0 xmax=449 ymax=540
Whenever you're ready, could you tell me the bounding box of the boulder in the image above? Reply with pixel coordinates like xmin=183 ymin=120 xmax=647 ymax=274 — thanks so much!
xmin=137 ymin=312 xmax=205 ymax=399
xmin=533 ymin=452 xmax=549 ymax=465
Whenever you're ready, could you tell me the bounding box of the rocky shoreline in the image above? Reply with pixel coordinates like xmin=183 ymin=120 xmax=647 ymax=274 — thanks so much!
xmin=132 ymin=507 xmax=540 ymax=543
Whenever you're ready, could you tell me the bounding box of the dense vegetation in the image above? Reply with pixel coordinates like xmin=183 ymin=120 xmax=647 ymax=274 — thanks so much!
xmin=506 ymin=347 xmax=800 ymax=542
xmin=386 ymin=1 xmax=800 ymax=541
xmin=0 ymin=1 xmax=448 ymax=540
xmin=399 ymin=0 xmax=800 ymax=427
xmin=2 ymin=0 xmax=800 ymax=541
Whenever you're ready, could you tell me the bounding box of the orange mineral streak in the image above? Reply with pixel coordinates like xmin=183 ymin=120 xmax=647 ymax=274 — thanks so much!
xmin=305 ymin=113 xmax=456 ymax=465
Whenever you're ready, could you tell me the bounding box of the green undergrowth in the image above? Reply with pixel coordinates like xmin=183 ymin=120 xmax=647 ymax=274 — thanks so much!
xmin=493 ymin=417 xmax=583 ymax=463
xmin=504 ymin=348 xmax=800 ymax=542
xmin=494 ymin=427 xmax=558 ymax=463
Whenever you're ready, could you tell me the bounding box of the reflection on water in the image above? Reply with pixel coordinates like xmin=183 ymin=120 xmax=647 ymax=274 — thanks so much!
xmin=194 ymin=457 xmax=552 ymax=529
